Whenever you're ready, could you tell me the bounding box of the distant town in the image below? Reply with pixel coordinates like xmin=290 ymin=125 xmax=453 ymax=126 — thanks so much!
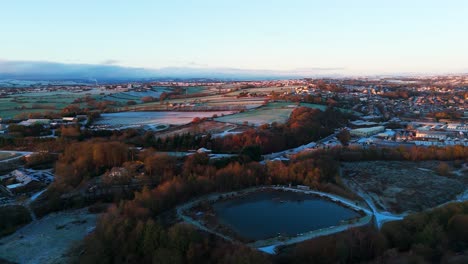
xmin=1 ymin=75 xmax=467 ymax=148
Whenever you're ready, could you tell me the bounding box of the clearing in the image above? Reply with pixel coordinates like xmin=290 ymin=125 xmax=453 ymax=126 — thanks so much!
xmin=342 ymin=161 xmax=468 ymax=214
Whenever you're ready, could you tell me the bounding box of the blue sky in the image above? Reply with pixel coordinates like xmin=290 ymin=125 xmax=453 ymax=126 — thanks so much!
xmin=1 ymin=0 xmax=468 ymax=75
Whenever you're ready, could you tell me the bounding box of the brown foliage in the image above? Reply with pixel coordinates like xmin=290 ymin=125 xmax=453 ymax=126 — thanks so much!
xmin=54 ymin=140 xmax=130 ymax=189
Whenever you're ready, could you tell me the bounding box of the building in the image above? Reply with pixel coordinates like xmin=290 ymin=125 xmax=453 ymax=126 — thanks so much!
xmin=62 ymin=117 xmax=77 ymax=122
xmin=414 ymin=140 xmax=441 ymax=146
xmin=415 ymin=130 xmax=451 ymax=140
xmin=350 ymin=126 xmax=385 ymax=137
xmin=5 ymin=170 xmax=41 ymax=192
xmin=376 ymin=129 xmax=396 ymax=139
xmin=349 ymin=120 xmax=379 ymax=128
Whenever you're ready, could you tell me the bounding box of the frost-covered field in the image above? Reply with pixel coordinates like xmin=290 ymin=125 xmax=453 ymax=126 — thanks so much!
xmin=0 ymin=79 xmax=88 ymax=88
xmin=94 ymin=111 xmax=236 ymax=129
xmin=216 ymin=103 xmax=296 ymax=126
xmin=101 ymin=87 xmax=170 ymax=102
xmin=0 ymin=208 xmax=98 ymax=264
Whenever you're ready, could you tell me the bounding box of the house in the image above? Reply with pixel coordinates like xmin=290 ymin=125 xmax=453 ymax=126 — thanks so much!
xmin=62 ymin=117 xmax=77 ymax=122
xmin=197 ymin=148 xmax=212 ymax=154
xmin=5 ymin=170 xmax=41 ymax=192
xmin=350 ymin=120 xmax=379 ymax=128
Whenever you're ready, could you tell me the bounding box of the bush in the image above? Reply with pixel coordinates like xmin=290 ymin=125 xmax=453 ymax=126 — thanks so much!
xmin=0 ymin=205 xmax=32 ymax=237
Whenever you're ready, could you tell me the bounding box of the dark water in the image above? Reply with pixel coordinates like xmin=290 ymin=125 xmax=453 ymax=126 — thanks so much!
xmin=213 ymin=190 xmax=360 ymax=240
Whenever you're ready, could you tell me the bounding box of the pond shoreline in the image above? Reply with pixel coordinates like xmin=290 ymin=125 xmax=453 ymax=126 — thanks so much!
xmin=176 ymin=186 xmax=373 ymax=252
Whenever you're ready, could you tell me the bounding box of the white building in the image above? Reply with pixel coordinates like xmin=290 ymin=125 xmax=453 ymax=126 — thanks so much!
xmin=415 ymin=130 xmax=450 ymax=140
xmin=350 ymin=126 xmax=385 ymax=137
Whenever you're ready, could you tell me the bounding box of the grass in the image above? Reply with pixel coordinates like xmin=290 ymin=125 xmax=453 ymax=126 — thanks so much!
xmin=0 ymin=88 xmax=145 ymax=118
xmin=215 ymin=102 xmax=295 ymax=126
xmin=299 ymin=103 xmax=328 ymax=111
xmin=0 ymin=152 xmax=20 ymax=161
xmin=225 ymin=86 xmax=297 ymax=96
xmin=185 ymin=86 xmax=207 ymax=94
xmin=0 ymin=85 xmax=359 ymax=119
xmin=155 ymin=121 xmax=237 ymax=139
xmin=0 ymin=205 xmax=32 ymax=237
xmin=0 ymin=93 xmax=85 ymax=118
xmin=299 ymin=102 xmax=361 ymax=116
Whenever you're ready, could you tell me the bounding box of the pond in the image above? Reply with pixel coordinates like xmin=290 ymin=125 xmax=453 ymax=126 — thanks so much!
xmin=213 ymin=190 xmax=360 ymax=241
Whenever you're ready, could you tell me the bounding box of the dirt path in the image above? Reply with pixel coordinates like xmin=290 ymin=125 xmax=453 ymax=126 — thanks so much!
xmin=351 ymin=182 xmax=405 ymax=228
xmin=23 ymin=189 xmax=47 ymax=221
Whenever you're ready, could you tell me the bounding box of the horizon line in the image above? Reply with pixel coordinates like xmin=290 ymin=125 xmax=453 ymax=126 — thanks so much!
xmin=1 ymin=59 xmax=468 ymax=80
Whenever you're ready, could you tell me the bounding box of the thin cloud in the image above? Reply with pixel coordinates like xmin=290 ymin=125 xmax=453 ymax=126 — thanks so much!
xmin=293 ymin=67 xmax=346 ymax=72
xmin=186 ymin=61 xmax=209 ymax=67
xmin=101 ymin=59 xmax=120 ymax=65
xmin=0 ymin=59 xmax=347 ymax=80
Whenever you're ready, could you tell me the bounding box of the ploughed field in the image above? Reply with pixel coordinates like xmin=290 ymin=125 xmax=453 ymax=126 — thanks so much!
xmin=200 ymin=190 xmax=361 ymax=241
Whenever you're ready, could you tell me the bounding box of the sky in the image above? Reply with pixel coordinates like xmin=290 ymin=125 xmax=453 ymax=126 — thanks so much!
xmin=1 ymin=0 xmax=468 ymax=76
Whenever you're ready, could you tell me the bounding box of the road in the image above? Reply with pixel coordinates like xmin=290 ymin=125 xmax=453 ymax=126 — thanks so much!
xmin=262 ymin=131 xmax=339 ymax=161
xmin=343 ymin=177 xmax=406 ymax=229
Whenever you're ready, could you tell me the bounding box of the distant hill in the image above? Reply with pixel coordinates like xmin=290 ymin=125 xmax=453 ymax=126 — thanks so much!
xmin=0 ymin=60 xmax=344 ymax=83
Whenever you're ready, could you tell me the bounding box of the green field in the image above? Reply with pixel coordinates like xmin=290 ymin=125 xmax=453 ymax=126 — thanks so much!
xmin=0 ymin=91 xmax=95 ymax=118
xmin=0 ymin=85 xmax=360 ymax=119
xmin=299 ymin=102 xmax=328 ymax=111
xmin=300 ymin=102 xmax=361 ymax=116
xmin=185 ymin=86 xmax=208 ymax=94
xmin=215 ymin=102 xmax=296 ymax=126
xmin=225 ymin=86 xmax=297 ymax=96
